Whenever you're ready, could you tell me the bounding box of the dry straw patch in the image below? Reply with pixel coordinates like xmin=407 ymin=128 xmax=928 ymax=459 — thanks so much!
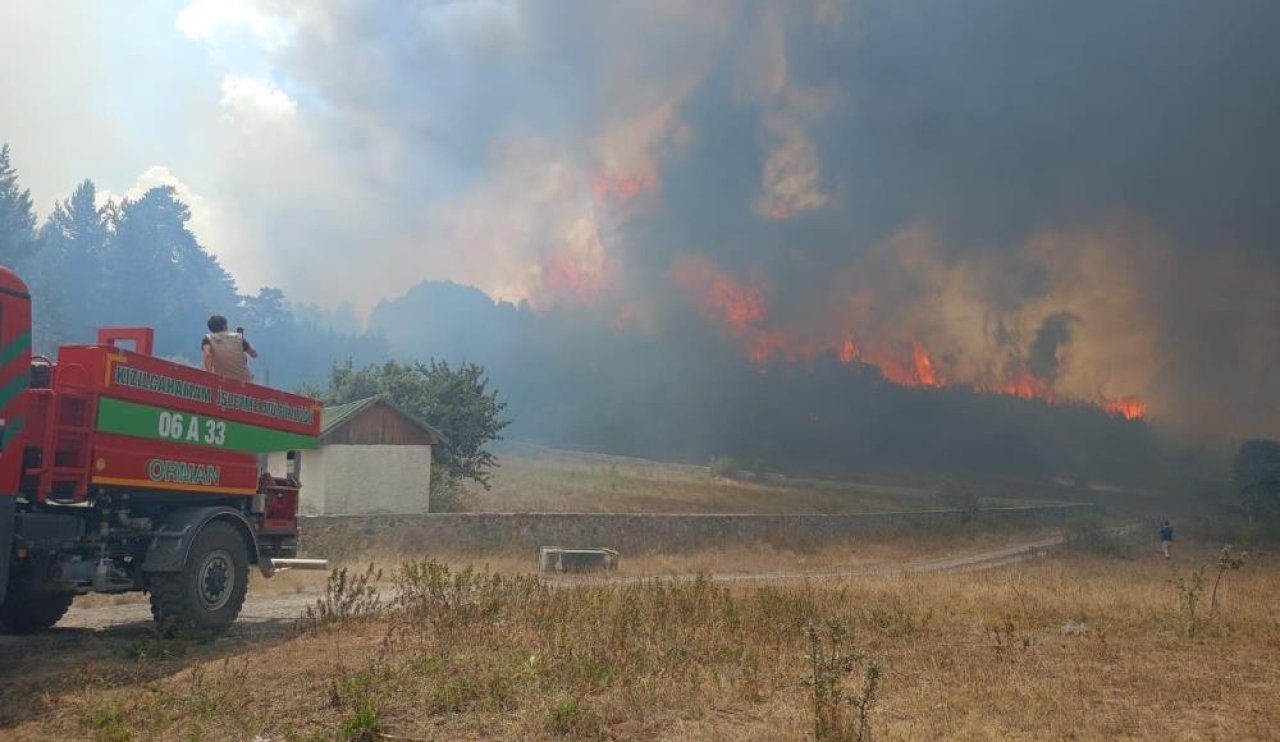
xmin=313 ymin=520 xmax=1063 ymax=578
xmin=471 ymin=449 xmax=1029 ymax=514
xmin=21 ymin=543 xmax=1280 ymax=742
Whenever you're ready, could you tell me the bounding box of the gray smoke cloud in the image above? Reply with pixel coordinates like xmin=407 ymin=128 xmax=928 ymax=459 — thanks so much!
xmin=175 ymin=0 xmax=1280 ymax=438
xmin=1027 ymin=313 xmax=1076 ymax=384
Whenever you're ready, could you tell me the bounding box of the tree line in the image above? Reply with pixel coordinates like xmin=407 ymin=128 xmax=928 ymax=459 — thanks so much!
xmin=0 ymin=144 xmax=509 ymax=497
xmin=0 ymin=144 xmax=385 ymax=388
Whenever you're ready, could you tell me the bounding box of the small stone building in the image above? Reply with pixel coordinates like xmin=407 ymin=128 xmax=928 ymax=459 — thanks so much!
xmin=268 ymin=396 xmax=441 ymax=515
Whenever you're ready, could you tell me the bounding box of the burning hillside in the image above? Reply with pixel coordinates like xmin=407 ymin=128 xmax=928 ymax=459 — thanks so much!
xmin=666 ymin=246 xmax=1148 ymax=420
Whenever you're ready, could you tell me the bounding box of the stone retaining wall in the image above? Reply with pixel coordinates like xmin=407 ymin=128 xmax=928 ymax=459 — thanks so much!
xmin=300 ymin=504 xmax=1093 ymax=560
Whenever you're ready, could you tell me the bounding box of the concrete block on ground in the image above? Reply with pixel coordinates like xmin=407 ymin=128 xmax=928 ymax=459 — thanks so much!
xmin=539 ymin=546 xmax=619 ymax=573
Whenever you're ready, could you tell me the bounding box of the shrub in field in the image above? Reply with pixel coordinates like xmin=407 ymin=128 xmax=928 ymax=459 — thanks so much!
xmin=339 ymin=698 xmax=380 ymax=742
xmin=1170 ymin=545 xmax=1247 ymax=637
xmin=543 ymin=696 xmax=602 ymax=737
xmin=986 ymin=614 xmax=1034 ymax=660
xmin=804 ymin=620 xmax=881 ymax=742
xmin=1209 ymin=545 xmax=1248 ymax=619
xmin=392 ymin=559 xmax=545 ymax=632
xmin=1169 ymin=563 xmax=1207 ymax=637
xmin=298 ymin=564 xmax=383 ymax=632
xmin=84 ymin=702 xmax=132 ymax=742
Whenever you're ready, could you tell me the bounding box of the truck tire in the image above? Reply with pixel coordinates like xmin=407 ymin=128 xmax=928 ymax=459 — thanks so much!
xmin=149 ymin=521 xmax=249 ymax=636
xmin=0 ymin=587 xmax=74 ymax=633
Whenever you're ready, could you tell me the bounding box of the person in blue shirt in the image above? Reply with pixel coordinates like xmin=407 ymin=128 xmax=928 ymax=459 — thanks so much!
xmin=1159 ymin=520 xmax=1173 ymax=559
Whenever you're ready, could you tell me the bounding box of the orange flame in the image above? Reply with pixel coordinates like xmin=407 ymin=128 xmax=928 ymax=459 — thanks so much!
xmin=838 ymin=336 xmax=859 ymax=364
xmin=667 ymin=254 xmax=1145 ymax=419
xmin=867 ymin=340 xmax=944 ymax=388
xmin=1103 ymin=395 xmax=1147 ymax=420
xmin=541 ymin=251 xmax=615 ymax=306
xmin=912 ymin=341 xmax=942 ymax=388
xmin=991 ymin=372 xmax=1055 ymax=401
xmin=669 ymin=255 xmax=766 ymax=331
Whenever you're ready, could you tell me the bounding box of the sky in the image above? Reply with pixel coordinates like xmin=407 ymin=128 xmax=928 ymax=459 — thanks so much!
xmin=0 ymin=1 xmax=861 ymax=312
xmin=2 ymin=1 xmax=1279 ymax=437
xmin=0 ymin=3 xmax=253 ymax=288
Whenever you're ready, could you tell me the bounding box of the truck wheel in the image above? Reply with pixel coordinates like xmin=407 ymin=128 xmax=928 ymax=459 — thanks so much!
xmin=149 ymin=521 xmax=249 ymax=636
xmin=0 ymin=587 xmax=74 ymax=633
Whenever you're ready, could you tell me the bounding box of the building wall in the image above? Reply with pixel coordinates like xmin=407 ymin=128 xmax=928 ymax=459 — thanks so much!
xmin=270 ymin=444 xmax=432 ymax=514
xmin=319 ymin=444 xmax=432 ymax=515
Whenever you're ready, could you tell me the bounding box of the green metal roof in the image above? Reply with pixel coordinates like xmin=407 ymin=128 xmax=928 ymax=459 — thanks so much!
xmin=319 ymin=396 xmax=379 ymax=437
xmin=320 ymin=395 xmax=444 ymax=443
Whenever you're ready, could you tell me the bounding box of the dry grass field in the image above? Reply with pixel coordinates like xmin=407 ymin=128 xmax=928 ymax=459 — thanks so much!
xmin=308 ymin=520 xmax=1065 ymax=579
xmin=9 ymin=529 xmax=1279 ymax=741
xmin=469 ymin=445 xmax=1037 ymax=514
xmin=0 ymin=451 xmax=1250 ymax=741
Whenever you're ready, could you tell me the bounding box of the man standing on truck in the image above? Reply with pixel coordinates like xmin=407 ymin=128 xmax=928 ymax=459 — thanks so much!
xmin=202 ymin=315 xmax=257 ymax=382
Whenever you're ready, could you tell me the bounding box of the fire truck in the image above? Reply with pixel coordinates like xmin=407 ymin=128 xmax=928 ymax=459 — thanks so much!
xmin=0 ymin=266 xmax=324 ymax=634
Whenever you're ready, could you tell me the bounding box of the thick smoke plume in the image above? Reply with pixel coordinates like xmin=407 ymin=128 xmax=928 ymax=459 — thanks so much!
xmin=190 ymin=0 xmax=1279 ymax=441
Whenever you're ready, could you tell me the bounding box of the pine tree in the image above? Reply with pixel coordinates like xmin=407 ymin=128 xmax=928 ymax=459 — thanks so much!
xmin=0 ymin=144 xmax=38 ymax=267
xmin=108 ymin=186 xmax=239 ymax=359
xmin=30 ymin=180 xmax=111 ymax=348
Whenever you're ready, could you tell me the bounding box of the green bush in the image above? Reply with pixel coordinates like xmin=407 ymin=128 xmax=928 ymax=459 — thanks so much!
xmin=341 ymin=699 xmax=380 ymax=742
xmin=430 ymin=464 xmax=474 ymax=513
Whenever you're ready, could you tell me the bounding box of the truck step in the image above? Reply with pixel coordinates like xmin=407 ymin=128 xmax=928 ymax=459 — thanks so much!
xmin=268 ymin=558 xmax=330 ymax=571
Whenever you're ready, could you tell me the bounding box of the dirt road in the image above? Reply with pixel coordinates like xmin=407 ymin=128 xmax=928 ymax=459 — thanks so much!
xmin=46 ymin=531 xmax=1065 ymax=634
